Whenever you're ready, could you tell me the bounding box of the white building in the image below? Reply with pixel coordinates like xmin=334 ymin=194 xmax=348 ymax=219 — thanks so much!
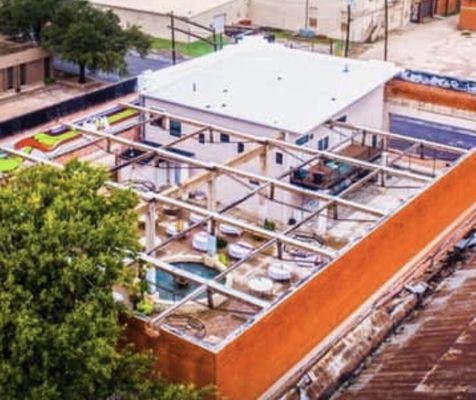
xmin=90 ymin=0 xmax=248 ymax=42
xmin=128 ymin=38 xmax=399 ymax=223
xmin=251 ymin=0 xmax=413 ymax=43
xmin=89 ymin=0 xmax=411 ymax=44
xmin=343 ymin=0 xmax=413 ymax=43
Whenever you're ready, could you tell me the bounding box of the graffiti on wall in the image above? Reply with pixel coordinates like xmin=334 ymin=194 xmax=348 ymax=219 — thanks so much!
xmin=398 ymin=69 xmax=476 ymax=95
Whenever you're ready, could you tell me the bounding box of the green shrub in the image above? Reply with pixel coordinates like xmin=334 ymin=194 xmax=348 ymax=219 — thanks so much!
xmin=217 ymin=236 xmax=228 ymax=250
xmin=137 ymin=299 xmax=154 ymax=316
xmin=264 ymin=219 xmax=277 ymax=231
xmin=218 ymin=252 xmax=229 ymax=267
xmin=44 ymin=76 xmax=57 ymax=85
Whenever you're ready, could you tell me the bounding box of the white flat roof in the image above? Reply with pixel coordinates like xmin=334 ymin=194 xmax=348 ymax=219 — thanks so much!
xmin=91 ymin=0 xmax=236 ymax=17
xmin=142 ymin=37 xmax=400 ymax=134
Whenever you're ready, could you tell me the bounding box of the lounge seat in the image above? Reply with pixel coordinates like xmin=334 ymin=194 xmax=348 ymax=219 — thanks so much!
xmin=228 ymin=241 xmax=254 ymax=259
xmin=192 ymin=231 xmax=209 ymax=252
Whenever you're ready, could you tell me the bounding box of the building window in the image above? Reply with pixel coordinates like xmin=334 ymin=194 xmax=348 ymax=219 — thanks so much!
xmin=150 ymin=116 xmax=164 ymax=128
xmin=7 ymin=67 xmax=14 ymax=90
xmin=20 ymin=64 xmax=26 ymax=86
xmin=295 ymin=134 xmax=310 ymax=146
xmin=372 ymin=134 xmax=378 ymax=148
xmin=44 ymin=57 xmax=51 ymax=79
xmin=170 ymin=120 xmax=182 ymax=137
xmin=318 ymin=136 xmax=329 ymax=151
xmin=198 ymin=133 xmax=205 ymax=144
xmin=237 ymin=142 xmax=244 ymax=153
xmin=275 ymin=152 xmax=283 ymax=165
xmin=220 ymin=133 xmax=230 ymax=143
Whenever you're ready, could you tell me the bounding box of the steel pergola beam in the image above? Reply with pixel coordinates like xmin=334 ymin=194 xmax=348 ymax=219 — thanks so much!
xmin=0 ymin=143 xmax=336 ymax=259
xmin=140 ymin=254 xmax=269 ymax=309
xmin=122 ymin=103 xmax=435 ymax=183
xmin=0 ymin=145 xmax=270 ymax=310
xmin=328 ymin=120 xmax=468 ymax=155
xmin=64 ymin=122 xmax=387 ymax=217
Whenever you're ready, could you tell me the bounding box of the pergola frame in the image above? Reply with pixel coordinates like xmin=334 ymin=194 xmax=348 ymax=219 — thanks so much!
xmin=121 ymin=103 xmax=452 ymax=182
xmin=64 ymin=122 xmax=387 ymax=218
xmin=1 ymin=101 xmax=468 ymax=337
xmin=0 ymin=145 xmax=272 ymax=311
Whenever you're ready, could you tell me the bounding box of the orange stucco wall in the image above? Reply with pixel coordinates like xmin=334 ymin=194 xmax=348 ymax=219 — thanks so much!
xmin=385 ymin=79 xmax=476 ymax=112
xmin=123 ymin=153 xmax=476 ymax=399
xmin=214 ymin=153 xmax=476 ymax=399
xmin=123 ymin=317 xmax=216 ymax=388
xmin=436 ymin=0 xmax=459 ymax=15
xmin=460 ymin=0 xmax=476 ymax=30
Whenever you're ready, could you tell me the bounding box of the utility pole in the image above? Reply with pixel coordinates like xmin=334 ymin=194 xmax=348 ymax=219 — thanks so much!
xmin=170 ymin=12 xmax=177 ymax=65
xmin=345 ymin=0 xmax=353 ymax=57
xmin=384 ymin=0 xmax=389 ymax=61
xmin=305 ymin=0 xmax=310 ymax=29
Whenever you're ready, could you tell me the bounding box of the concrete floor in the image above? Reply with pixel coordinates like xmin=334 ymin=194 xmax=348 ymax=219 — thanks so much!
xmin=358 ymin=16 xmax=476 ymax=80
xmin=0 ymin=82 xmax=103 ymax=122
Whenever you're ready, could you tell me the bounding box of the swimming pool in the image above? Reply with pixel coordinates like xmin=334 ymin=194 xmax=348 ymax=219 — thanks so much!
xmin=155 ymin=261 xmax=220 ymax=302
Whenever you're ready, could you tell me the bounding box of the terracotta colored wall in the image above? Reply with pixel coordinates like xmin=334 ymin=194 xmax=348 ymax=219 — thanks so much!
xmin=214 ymin=153 xmax=476 ymax=400
xmin=121 ymin=152 xmax=476 ymax=399
xmin=460 ymin=0 xmax=476 ymax=30
xmin=385 ymin=79 xmax=476 ymax=112
xmin=436 ymin=0 xmax=459 ymax=15
xmin=123 ymin=317 xmax=216 ymax=389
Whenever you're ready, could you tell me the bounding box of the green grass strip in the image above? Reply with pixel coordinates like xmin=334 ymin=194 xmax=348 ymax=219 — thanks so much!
xmin=34 ymin=130 xmax=79 ymax=148
xmin=107 ymin=108 xmax=138 ymax=125
xmin=0 ymin=157 xmax=23 ymax=172
xmin=152 ymin=37 xmax=230 ymax=58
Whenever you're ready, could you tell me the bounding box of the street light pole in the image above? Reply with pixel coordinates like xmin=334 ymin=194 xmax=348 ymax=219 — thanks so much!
xmin=384 ymin=0 xmax=389 ymax=61
xmin=305 ymin=0 xmax=310 ymax=29
xmin=344 ymin=0 xmax=353 ymax=57
xmin=170 ymin=12 xmax=177 ymax=65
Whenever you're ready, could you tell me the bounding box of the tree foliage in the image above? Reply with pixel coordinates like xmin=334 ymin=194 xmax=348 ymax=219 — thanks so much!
xmin=0 ymin=161 xmax=205 ymax=400
xmin=42 ymin=0 xmax=151 ymax=83
xmin=0 ymin=0 xmax=62 ymax=42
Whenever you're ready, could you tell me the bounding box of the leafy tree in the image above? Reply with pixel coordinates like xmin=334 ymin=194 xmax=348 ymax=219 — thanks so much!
xmin=0 ymin=161 xmax=205 ymax=400
xmin=42 ymin=0 xmax=151 ymax=83
xmin=0 ymin=0 xmax=62 ymax=43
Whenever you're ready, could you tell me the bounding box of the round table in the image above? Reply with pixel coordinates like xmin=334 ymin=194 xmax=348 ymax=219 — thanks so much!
xmin=248 ymin=277 xmax=273 ymax=296
xmin=268 ymin=263 xmax=292 ymax=281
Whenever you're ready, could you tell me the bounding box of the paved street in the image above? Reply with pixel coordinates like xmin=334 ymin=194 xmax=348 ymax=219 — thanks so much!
xmin=358 ymin=16 xmax=476 ymax=80
xmin=55 ymin=51 xmax=184 ymax=82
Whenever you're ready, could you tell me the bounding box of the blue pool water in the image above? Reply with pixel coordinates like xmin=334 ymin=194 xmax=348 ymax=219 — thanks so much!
xmin=155 ymin=262 xmax=219 ymax=301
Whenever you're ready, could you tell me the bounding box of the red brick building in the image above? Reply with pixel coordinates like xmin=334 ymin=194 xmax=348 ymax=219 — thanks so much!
xmin=0 ymin=37 xmax=52 ymax=94
xmin=436 ymin=0 xmax=461 ymax=15
xmin=460 ymin=0 xmax=476 ymax=30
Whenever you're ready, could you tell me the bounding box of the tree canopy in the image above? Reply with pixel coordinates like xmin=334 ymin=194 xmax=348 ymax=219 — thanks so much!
xmin=42 ymin=0 xmax=151 ymax=83
xmin=0 ymin=0 xmax=62 ymax=42
xmin=0 ymin=161 xmax=204 ymax=400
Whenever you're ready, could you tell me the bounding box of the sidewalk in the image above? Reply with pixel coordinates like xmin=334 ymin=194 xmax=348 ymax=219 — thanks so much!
xmin=358 ymin=16 xmax=476 ymax=80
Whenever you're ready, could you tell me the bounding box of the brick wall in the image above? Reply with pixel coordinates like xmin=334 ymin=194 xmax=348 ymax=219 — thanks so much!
xmin=436 ymin=0 xmax=460 ymax=15
xmin=0 ymin=58 xmax=48 ymax=93
xmin=385 ymin=79 xmax=476 ymax=112
xmin=122 ymin=150 xmax=476 ymax=399
xmin=460 ymin=0 xmax=476 ymax=30
xmin=214 ymin=152 xmax=476 ymax=399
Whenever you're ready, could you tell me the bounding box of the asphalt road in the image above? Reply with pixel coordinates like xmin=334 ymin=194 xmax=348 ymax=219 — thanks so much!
xmin=54 ymin=51 xmax=184 ymax=83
